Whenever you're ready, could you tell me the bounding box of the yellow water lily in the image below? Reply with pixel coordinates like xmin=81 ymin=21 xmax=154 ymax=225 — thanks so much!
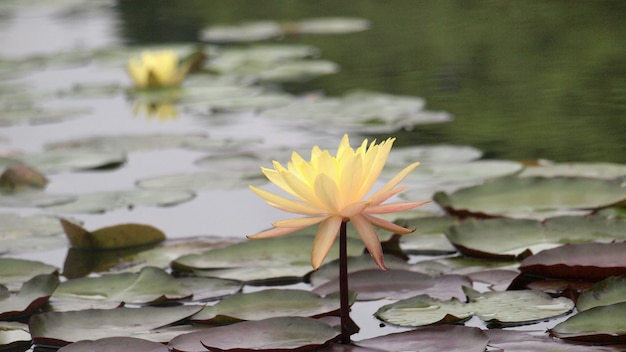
xmin=248 ymin=134 xmax=430 ymax=270
xmin=127 ymin=50 xmax=191 ymax=89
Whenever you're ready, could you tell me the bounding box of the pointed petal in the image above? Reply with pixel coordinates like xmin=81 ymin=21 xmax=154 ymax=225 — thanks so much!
xmin=363 ymin=214 xmax=415 ymax=235
xmin=273 ymin=216 xmax=328 ymax=228
xmin=365 ymin=200 xmax=431 ymax=214
xmin=313 ymin=173 xmax=341 ymax=214
xmin=311 ymin=216 xmax=342 ymax=269
xmin=369 ymin=162 xmax=420 ymax=205
xmin=340 ymin=200 xmax=370 ymax=218
xmin=350 ymin=214 xmax=387 ymax=270
xmin=249 ymin=185 xmax=324 ymax=215
xmin=247 ymin=226 xmax=302 ymax=239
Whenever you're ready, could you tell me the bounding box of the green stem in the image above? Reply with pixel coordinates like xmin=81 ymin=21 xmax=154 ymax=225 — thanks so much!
xmin=339 ymin=221 xmax=351 ymax=344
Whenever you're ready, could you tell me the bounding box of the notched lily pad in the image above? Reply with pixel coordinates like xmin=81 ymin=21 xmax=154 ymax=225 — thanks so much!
xmin=61 ymin=219 xmax=166 ymax=250
xmin=0 ymin=274 xmax=59 ymax=320
xmin=519 ymin=242 xmax=626 ymax=281
xmin=375 ymin=295 xmax=473 ymax=327
xmin=549 ymin=302 xmax=626 ymax=343
xmin=192 ymin=289 xmax=344 ymax=324
xmin=576 ymin=276 xmax=626 ymax=312
xmin=435 ymin=176 xmax=626 ymax=219
xmin=29 ymin=305 xmax=204 ymax=347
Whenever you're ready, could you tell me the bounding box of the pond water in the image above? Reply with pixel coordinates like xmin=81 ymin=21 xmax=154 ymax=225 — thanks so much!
xmin=1 ymin=0 xmax=626 ymax=350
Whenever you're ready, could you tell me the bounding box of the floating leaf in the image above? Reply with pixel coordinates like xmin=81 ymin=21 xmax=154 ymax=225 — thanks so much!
xmin=0 ymin=191 xmax=74 ymax=208
xmin=445 ymin=216 xmax=626 ymax=260
xmin=0 ymin=164 xmax=47 ymax=191
xmin=205 ymin=44 xmax=319 ymax=74
xmin=355 ymin=325 xmax=489 ymax=352
xmin=0 ymin=321 xmax=31 ymax=352
xmin=137 ymin=170 xmax=265 ymax=191
xmin=289 ymin=17 xmax=371 ymax=35
xmin=385 ymin=145 xmax=483 ymax=166
xmin=375 ymin=295 xmax=473 ymax=327
xmin=255 ymin=60 xmax=339 ymax=82
xmin=314 ymin=269 xmax=471 ymax=301
xmin=61 ymin=219 xmax=165 ymax=249
xmin=192 ymin=289 xmax=343 ymax=324
xmin=53 ymin=266 xmax=241 ymax=305
xmin=45 ymin=133 xmax=215 ymax=153
xmin=549 ymin=302 xmax=626 ymax=343
xmin=29 ymin=305 xmax=204 ymax=347
xmin=519 ymin=162 xmax=626 ymax=179
xmin=576 ymin=276 xmax=626 ymax=312
xmin=0 ymin=105 xmax=88 ymax=126
xmin=0 ymin=258 xmax=59 ymax=288
xmin=0 ymin=213 xmax=66 ymax=255
xmin=58 ymin=336 xmax=169 ymax=352
xmin=45 ymin=189 xmax=195 ymax=213
xmin=412 ymin=255 xmax=519 ymax=277
xmin=486 ymin=329 xmax=621 ymax=352
xmin=200 ymin=21 xmax=284 ymax=43
xmin=519 ymin=242 xmax=626 ymax=281
xmin=0 ymin=274 xmax=59 ymax=320
xmin=388 ymin=160 xmax=523 ymax=186
xmin=173 ymin=235 xmax=364 ymax=284
xmin=15 ymin=149 xmax=126 ymax=173
xmin=307 ymin=254 xmax=411 ymax=287
xmin=435 ymin=176 xmax=626 ymax=218
xmin=395 ymin=216 xmax=458 ymax=254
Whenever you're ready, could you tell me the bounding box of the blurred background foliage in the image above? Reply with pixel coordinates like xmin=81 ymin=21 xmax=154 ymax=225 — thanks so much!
xmin=116 ymin=0 xmax=626 ymax=162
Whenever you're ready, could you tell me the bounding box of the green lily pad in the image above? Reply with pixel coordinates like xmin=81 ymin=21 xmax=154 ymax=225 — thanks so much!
xmin=136 ymin=170 xmax=266 ymax=191
xmin=0 ymin=274 xmax=59 ymax=320
xmin=44 ymin=133 xmax=216 ymax=153
xmin=0 ymin=258 xmax=59 ymax=288
xmin=44 ymin=189 xmax=195 ymax=213
xmin=200 ymin=21 xmax=284 ymax=43
xmin=0 ymin=190 xmax=75 ymax=208
xmin=394 ymin=216 xmax=458 ymax=254
xmin=14 ymin=149 xmax=126 ymax=173
xmin=576 ymin=276 xmax=626 ymax=312
xmin=385 ymin=145 xmax=483 ymax=166
xmin=376 ymin=287 xmax=573 ymax=328
xmin=260 ymin=91 xmax=451 ymax=133
xmin=398 ymin=160 xmax=523 ymax=186
xmin=435 ymin=176 xmax=626 ymax=218
xmin=314 ymin=269 xmax=471 ymax=301
xmin=355 ymin=325 xmax=489 ymax=352
xmin=519 ymin=242 xmax=626 ymax=281
xmin=61 ymin=219 xmax=166 ymax=249
xmin=58 ymin=336 xmax=169 ymax=352
xmin=445 ymin=215 xmax=626 ymax=260
xmin=289 ymin=17 xmax=371 ymax=35
xmin=0 ymin=213 xmax=65 ymax=255
xmin=192 ymin=289 xmax=343 ymax=324
xmin=62 ymin=236 xmax=240 ymax=278
xmin=0 ymin=105 xmax=89 ymax=126
xmin=412 ymin=255 xmax=519 ymax=277
xmin=206 ymin=44 xmax=319 ymax=74
xmin=255 ymin=60 xmax=339 ymax=82
xmin=549 ymin=302 xmax=626 ymax=343
xmin=485 ymin=329 xmax=620 ymax=352
xmin=29 ymin=305 xmax=204 ymax=347
xmin=307 ymin=254 xmax=411 ymax=287
xmin=519 ymin=162 xmax=626 ymax=179
xmin=53 ymin=266 xmax=241 ymax=305
xmin=0 ymin=321 xmax=31 ymax=352
xmin=187 ymin=92 xmax=294 ymax=112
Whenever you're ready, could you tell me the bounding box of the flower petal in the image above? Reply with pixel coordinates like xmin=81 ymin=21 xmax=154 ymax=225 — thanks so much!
xmin=363 ymin=214 xmax=415 ymax=235
xmin=311 ymin=216 xmax=342 ymax=269
xmin=350 ymin=214 xmax=387 ymax=270
xmin=369 ymin=161 xmax=420 ymax=205
xmin=273 ymin=216 xmax=328 ymax=228
xmin=249 ymin=185 xmax=323 ymax=215
xmin=365 ymin=200 xmax=431 ymax=214
xmin=247 ymin=226 xmax=302 ymax=239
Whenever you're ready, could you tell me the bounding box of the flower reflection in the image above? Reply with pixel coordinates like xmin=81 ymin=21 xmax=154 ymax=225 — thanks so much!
xmin=248 ymin=134 xmax=429 ymax=270
xmin=133 ymin=100 xmax=178 ymax=121
xmin=127 ymin=50 xmax=192 ymax=89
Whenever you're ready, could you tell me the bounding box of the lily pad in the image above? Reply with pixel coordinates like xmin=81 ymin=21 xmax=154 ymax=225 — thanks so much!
xmin=0 ymin=321 xmax=31 ymax=352
xmin=314 ymin=269 xmax=471 ymax=301
xmin=307 ymin=254 xmax=411 ymax=287
xmin=0 ymin=258 xmax=59 ymax=288
xmin=44 ymin=133 xmax=216 ymax=153
xmin=434 ymin=176 xmax=626 ymax=219
xmin=259 ymin=91 xmax=451 ymax=133
xmin=14 ymin=149 xmax=126 ymax=173
xmin=255 ymin=60 xmax=340 ymax=82
xmin=136 ymin=170 xmax=266 ymax=191
xmin=192 ymin=289 xmax=343 ymax=324
xmin=58 ymin=336 xmax=169 ymax=352
xmin=0 ymin=213 xmax=63 ymax=239
xmin=200 ymin=21 xmax=284 ymax=43
xmin=29 ymin=305 xmax=204 ymax=347
xmin=576 ymin=276 xmax=626 ymax=312
xmin=172 ymin=235 xmax=364 ymax=284
xmin=354 ymin=325 xmax=489 ymax=352
xmin=394 ymin=216 xmax=458 ymax=254
xmin=0 ymin=164 xmax=47 ymax=191
xmin=519 ymin=242 xmax=626 ymax=281
xmin=412 ymin=255 xmax=519 ymax=277
xmin=44 ymin=189 xmax=195 ymax=213
xmin=519 ymin=162 xmax=626 ymax=179
xmin=445 ymin=215 xmax=626 ymax=260
xmin=0 ymin=191 xmax=74 ymax=208
xmin=60 ymin=219 xmax=166 ymax=249
xmin=288 ymin=17 xmax=371 ymax=35
xmin=385 ymin=145 xmax=483 ymax=166
xmin=53 ymin=266 xmax=241 ymax=305
xmin=205 ymin=44 xmax=319 ymax=74
xmin=0 ymin=274 xmax=59 ymax=320
xmin=375 ymin=295 xmax=473 ymax=327
xmin=486 ymin=329 xmax=622 ymax=352
xmin=0 ymin=105 xmax=88 ymax=126
xmin=549 ymin=302 xmax=626 ymax=343
xmin=387 ymin=160 xmax=523 ymax=186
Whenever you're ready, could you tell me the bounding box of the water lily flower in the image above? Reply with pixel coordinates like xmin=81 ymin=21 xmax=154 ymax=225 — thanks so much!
xmin=127 ymin=50 xmax=191 ymax=89
xmin=248 ymin=134 xmax=430 ymax=270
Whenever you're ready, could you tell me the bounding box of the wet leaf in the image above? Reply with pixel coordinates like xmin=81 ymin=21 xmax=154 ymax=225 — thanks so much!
xmin=549 ymin=302 xmax=626 ymax=343
xmin=577 ymin=276 xmax=626 ymax=312
xmin=53 ymin=266 xmax=241 ymax=305
xmin=375 ymin=294 xmax=473 ymax=326
xmin=435 ymin=176 xmax=626 ymax=219
xmin=192 ymin=289 xmax=343 ymax=324
xmin=0 ymin=274 xmax=59 ymax=320
xmin=29 ymin=305 xmax=204 ymax=347
xmin=445 ymin=215 xmax=626 ymax=260
xmin=61 ymin=219 xmax=166 ymax=249
xmin=57 ymin=336 xmax=169 ymax=352
xmin=0 ymin=165 xmax=47 ymax=191
xmin=355 ymin=325 xmax=489 ymax=352
xmin=519 ymin=242 xmax=626 ymax=281
xmin=0 ymin=321 xmax=31 ymax=352
xmin=45 ymin=189 xmax=195 ymax=213
xmin=0 ymin=258 xmax=58 ymax=288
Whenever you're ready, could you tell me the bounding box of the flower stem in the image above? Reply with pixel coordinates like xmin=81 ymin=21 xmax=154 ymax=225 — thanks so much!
xmin=339 ymin=221 xmax=351 ymax=344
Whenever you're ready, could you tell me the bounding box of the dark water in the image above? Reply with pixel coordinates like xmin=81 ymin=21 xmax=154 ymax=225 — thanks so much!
xmin=117 ymin=0 xmax=626 ymax=163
